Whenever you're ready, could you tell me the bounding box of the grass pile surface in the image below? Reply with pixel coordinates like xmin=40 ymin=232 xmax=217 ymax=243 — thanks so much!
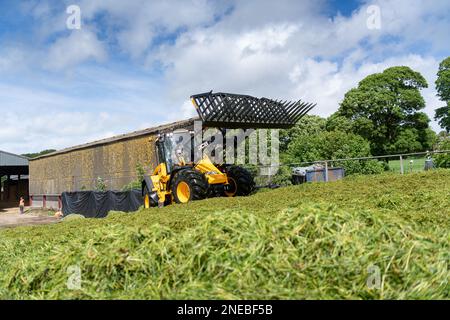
xmin=0 ymin=171 xmax=448 ymax=299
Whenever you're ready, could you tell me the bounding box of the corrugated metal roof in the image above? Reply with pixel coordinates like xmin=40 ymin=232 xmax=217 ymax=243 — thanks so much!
xmin=0 ymin=151 xmax=29 ymax=166
xmin=31 ymin=117 xmax=199 ymax=161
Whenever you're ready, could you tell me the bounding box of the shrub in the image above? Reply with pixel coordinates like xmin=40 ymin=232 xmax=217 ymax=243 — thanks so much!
xmin=434 ymin=138 xmax=450 ymax=168
xmin=270 ymin=165 xmax=293 ymax=186
xmin=95 ymin=177 xmax=107 ymax=192
xmin=122 ymin=164 xmax=146 ymax=191
xmin=287 ymin=130 xmax=384 ymax=175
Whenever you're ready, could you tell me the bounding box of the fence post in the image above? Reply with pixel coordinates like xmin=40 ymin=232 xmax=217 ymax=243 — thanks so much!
xmin=324 ymin=161 xmax=329 ymax=182
xmin=399 ymin=155 xmax=404 ymax=175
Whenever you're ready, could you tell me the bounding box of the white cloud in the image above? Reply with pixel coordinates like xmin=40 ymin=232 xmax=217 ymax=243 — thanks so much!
xmin=0 ymin=67 xmax=169 ymax=154
xmin=0 ymin=111 xmax=117 ymax=154
xmin=77 ymin=0 xmax=229 ymax=58
xmin=0 ymin=47 xmax=27 ymax=72
xmin=45 ymin=29 xmax=107 ymax=70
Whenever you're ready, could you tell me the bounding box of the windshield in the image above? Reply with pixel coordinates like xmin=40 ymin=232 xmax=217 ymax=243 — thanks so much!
xmin=160 ymin=130 xmax=193 ymax=172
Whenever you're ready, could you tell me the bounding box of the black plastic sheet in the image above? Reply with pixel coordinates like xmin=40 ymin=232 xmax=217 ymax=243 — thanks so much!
xmin=61 ymin=190 xmax=143 ymax=218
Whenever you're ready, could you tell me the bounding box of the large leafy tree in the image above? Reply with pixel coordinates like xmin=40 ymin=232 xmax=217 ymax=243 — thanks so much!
xmin=434 ymin=57 xmax=450 ymax=132
xmin=279 ymin=115 xmax=326 ymax=153
xmin=338 ymin=66 xmax=431 ymax=155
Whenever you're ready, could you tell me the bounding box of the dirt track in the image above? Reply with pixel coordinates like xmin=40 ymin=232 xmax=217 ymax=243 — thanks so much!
xmin=0 ymin=207 xmax=59 ymax=229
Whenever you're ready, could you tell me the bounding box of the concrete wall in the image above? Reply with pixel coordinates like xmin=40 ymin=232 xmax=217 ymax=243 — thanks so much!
xmin=30 ymin=195 xmax=60 ymax=209
xmin=29 ymin=135 xmax=158 ymax=195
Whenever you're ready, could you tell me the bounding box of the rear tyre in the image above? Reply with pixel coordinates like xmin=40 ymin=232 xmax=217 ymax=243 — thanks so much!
xmin=171 ymin=169 xmax=208 ymax=204
xmin=224 ymin=166 xmax=255 ymax=197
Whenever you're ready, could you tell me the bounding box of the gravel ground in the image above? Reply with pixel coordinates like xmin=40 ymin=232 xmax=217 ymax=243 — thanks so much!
xmin=0 ymin=207 xmax=59 ymax=228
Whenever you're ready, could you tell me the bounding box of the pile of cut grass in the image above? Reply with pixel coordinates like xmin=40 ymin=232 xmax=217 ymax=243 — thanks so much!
xmin=0 ymin=170 xmax=449 ymax=299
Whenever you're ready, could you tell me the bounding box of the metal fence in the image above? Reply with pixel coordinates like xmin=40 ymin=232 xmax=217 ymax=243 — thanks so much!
xmin=252 ymin=150 xmax=450 ymax=186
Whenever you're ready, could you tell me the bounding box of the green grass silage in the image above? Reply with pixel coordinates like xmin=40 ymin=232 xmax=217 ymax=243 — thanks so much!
xmin=0 ymin=170 xmax=449 ymax=299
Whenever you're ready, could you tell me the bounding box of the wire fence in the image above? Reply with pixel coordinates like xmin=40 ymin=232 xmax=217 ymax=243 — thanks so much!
xmin=251 ymin=150 xmax=450 ymax=187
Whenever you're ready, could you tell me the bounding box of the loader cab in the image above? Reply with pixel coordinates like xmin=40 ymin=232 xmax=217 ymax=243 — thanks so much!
xmin=156 ymin=130 xmax=195 ymax=173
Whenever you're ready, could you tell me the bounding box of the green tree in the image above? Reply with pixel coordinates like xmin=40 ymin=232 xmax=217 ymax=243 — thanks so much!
xmin=437 ymin=131 xmax=448 ymax=140
xmin=338 ymin=66 xmax=430 ymax=155
xmin=286 ymin=130 xmax=384 ymax=175
xmin=122 ymin=164 xmax=146 ymax=191
xmin=279 ymin=115 xmax=326 ymax=153
xmin=95 ymin=177 xmax=107 ymax=192
xmin=434 ymin=57 xmax=450 ymax=132
xmin=392 ymin=129 xmax=423 ymax=153
xmin=434 ymin=136 xmax=450 ymax=168
xmin=325 ymin=113 xmax=354 ymax=132
xmin=22 ymin=149 xmax=56 ymax=159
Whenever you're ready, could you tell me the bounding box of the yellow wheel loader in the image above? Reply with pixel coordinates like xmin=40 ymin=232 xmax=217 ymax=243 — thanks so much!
xmin=142 ymin=92 xmax=315 ymax=208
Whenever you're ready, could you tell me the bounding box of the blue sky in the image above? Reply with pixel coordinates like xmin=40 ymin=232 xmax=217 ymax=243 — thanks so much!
xmin=0 ymin=0 xmax=449 ymax=154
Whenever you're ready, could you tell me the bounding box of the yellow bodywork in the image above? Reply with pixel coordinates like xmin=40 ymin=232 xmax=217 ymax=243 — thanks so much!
xmin=144 ymin=155 xmax=229 ymax=207
xmin=145 ymin=162 xmax=171 ymax=205
xmin=195 ymin=156 xmax=229 ymax=185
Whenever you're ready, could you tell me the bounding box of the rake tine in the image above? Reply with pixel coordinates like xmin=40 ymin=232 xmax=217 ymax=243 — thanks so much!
xmin=189 ymin=92 xmax=315 ymax=129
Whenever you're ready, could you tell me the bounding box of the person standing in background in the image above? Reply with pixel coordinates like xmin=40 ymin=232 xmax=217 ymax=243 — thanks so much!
xmin=19 ymin=197 xmax=25 ymax=215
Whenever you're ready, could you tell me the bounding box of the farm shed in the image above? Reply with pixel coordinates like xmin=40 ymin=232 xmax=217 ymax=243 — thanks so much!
xmin=0 ymin=151 xmax=29 ymax=205
xmin=29 ymin=118 xmax=197 ymax=208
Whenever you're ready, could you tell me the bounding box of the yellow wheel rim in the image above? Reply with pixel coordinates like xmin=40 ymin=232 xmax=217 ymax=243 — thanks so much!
xmin=177 ymin=181 xmax=191 ymax=203
xmin=144 ymin=194 xmax=150 ymax=209
xmin=225 ymin=177 xmax=237 ymax=197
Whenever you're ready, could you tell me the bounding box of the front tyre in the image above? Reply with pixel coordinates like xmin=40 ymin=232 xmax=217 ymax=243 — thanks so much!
xmin=172 ymin=169 xmax=208 ymax=204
